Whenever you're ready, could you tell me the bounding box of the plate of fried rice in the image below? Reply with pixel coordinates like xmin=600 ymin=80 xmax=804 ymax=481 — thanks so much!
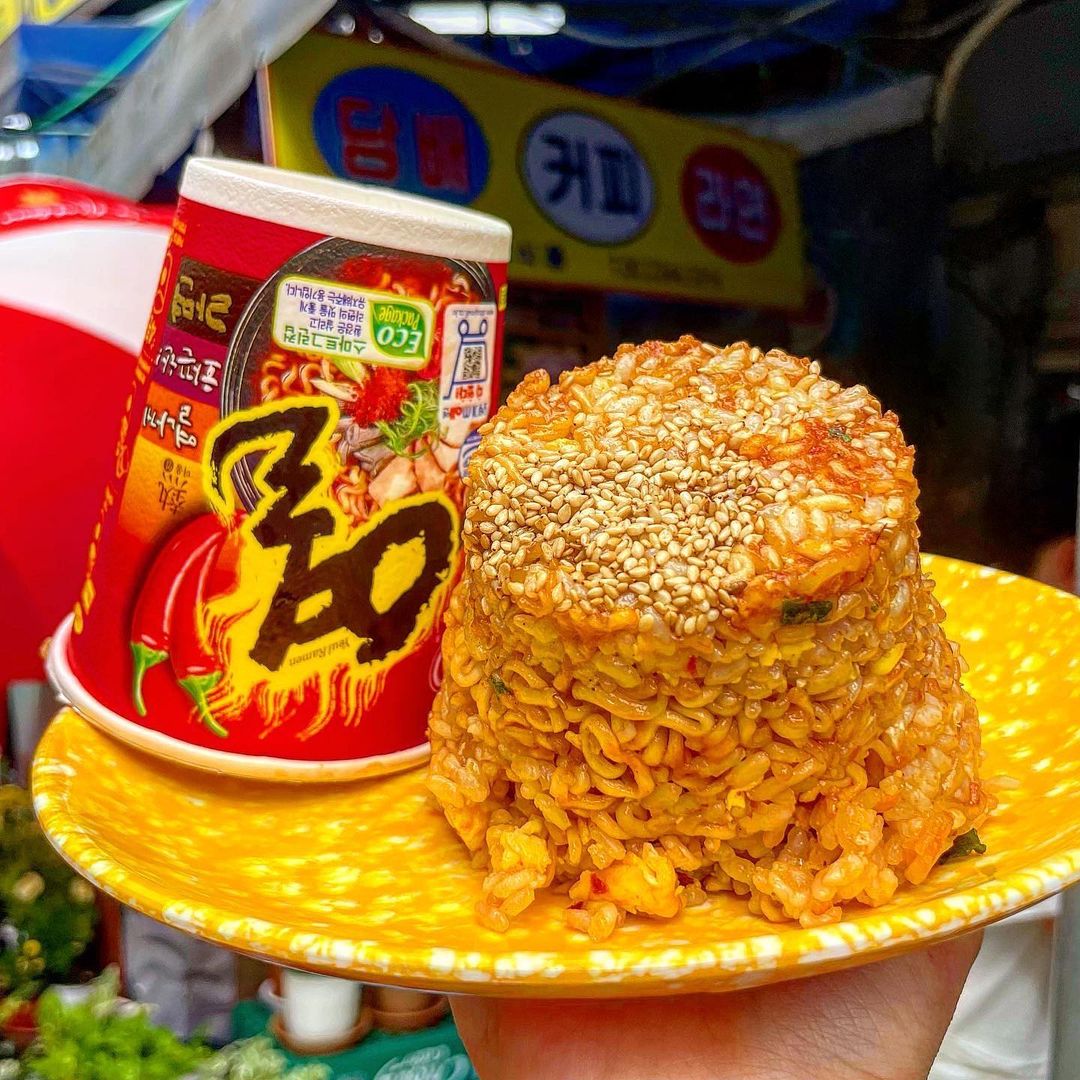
xmin=33 ymin=338 xmax=1080 ymax=995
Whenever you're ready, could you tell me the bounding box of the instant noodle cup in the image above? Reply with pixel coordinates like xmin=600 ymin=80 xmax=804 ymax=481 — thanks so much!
xmin=48 ymin=159 xmax=512 ymax=780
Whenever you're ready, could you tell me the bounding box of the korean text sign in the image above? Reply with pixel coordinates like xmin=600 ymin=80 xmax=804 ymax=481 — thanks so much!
xmin=263 ymin=35 xmax=805 ymax=308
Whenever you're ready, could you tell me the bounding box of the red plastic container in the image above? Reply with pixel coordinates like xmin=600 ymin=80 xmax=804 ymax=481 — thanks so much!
xmin=48 ymin=159 xmax=511 ymax=780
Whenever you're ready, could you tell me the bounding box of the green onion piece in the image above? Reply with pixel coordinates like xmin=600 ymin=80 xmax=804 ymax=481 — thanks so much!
xmin=376 ymin=378 xmax=440 ymax=458
xmin=939 ymin=828 xmax=987 ymax=863
xmin=490 ymin=674 xmax=509 ymax=695
xmin=780 ymin=599 xmax=834 ymax=625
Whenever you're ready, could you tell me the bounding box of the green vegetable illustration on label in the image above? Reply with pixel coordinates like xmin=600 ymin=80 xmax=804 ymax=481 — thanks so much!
xmin=377 ymin=378 xmax=441 ymax=458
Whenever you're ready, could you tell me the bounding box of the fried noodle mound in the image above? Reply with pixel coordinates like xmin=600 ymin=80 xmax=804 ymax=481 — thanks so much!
xmin=428 ymin=337 xmax=993 ymax=940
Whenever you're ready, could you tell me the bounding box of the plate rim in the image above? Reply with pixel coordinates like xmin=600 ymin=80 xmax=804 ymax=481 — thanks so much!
xmin=32 ymin=556 xmax=1080 ymax=996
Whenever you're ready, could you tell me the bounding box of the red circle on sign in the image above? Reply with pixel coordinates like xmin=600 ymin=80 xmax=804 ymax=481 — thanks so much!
xmin=681 ymin=146 xmax=781 ymax=263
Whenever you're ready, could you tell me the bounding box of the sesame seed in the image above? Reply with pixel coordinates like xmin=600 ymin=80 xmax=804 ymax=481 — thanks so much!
xmin=462 ymin=337 xmax=910 ymax=639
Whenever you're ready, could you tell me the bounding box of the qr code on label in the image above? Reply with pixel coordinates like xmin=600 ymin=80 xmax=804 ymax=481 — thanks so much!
xmin=460 ymin=344 xmax=484 ymax=381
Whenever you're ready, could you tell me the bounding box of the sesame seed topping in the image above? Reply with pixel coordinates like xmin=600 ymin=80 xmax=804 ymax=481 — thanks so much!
xmin=464 ymin=337 xmax=915 ymax=637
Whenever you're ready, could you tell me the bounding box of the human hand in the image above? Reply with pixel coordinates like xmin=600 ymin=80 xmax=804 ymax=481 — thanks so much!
xmin=452 ymin=932 xmax=981 ymax=1080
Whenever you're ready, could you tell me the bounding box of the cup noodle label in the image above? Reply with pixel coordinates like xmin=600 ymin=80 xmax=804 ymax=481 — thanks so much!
xmin=70 ymin=199 xmax=507 ymax=765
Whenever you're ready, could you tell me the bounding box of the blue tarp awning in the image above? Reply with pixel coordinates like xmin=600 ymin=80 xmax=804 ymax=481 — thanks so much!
xmin=445 ymin=0 xmax=902 ymax=97
xmin=0 ymin=22 xmax=156 ymax=124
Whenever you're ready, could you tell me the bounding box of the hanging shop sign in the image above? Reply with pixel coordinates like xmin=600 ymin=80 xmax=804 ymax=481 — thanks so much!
xmin=262 ymin=35 xmax=805 ymax=308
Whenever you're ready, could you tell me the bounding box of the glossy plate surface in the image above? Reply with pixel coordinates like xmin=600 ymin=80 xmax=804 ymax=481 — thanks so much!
xmin=33 ymin=556 xmax=1080 ymax=997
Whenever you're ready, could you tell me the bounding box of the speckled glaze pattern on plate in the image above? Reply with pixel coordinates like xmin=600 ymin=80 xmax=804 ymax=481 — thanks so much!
xmin=32 ymin=556 xmax=1080 ymax=997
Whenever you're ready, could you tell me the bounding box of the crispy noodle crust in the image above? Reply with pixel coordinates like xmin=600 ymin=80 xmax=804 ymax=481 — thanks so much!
xmin=428 ymin=338 xmax=993 ymax=939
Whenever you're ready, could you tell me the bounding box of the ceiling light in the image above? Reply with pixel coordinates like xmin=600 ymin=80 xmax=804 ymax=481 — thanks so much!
xmin=406 ymin=2 xmax=487 ymax=35
xmin=406 ymin=2 xmax=566 ymax=36
xmin=490 ymin=3 xmax=565 ymax=35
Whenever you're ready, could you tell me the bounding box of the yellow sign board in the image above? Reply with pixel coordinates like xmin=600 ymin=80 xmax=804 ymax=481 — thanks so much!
xmin=27 ymin=0 xmax=86 ymax=19
xmin=1 ymin=0 xmax=98 ymax=46
xmin=0 ymin=0 xmax=19 ymax=46
xmin=264 ymin=35 xmax=804 ymax=308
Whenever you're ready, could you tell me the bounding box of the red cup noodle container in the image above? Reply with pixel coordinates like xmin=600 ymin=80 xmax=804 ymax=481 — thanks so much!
xmin=48 ymin=159 xmax=511 ymax=780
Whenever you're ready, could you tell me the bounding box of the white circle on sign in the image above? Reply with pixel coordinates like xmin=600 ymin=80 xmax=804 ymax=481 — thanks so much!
xmin=521 ymin=112 xmax=655 ymax=245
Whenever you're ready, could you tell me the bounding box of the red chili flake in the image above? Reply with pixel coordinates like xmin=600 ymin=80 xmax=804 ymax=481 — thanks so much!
xmin=352 ymin=365 xmax=410 ymax=426
xmin=590 ymin=873 xmax=608 ymax=895
xmin=687 ymin=656 xmax=698 ymax=676
xmin=676 ymin=871 xmax=695 ymax=887
xmin=337 ymin=255 xmax=385 ymax=289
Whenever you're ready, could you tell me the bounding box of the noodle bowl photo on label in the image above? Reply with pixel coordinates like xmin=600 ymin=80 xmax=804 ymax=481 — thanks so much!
xmin=223 ymin=239 xmax=497 ymax=528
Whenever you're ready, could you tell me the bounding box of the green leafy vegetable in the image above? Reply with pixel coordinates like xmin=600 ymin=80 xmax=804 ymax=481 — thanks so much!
xmin=21 ymin=968 xmax=211 ymax=1080
xmin=0 ymin=781 xmax=98 ymax=1002
xmin=490 ymin=674 xmax=509 ymax=696
xmin=827 ymin=425 xmax=853 ymax=443
xmin=376 ymin=378 xmax=440 ymax=458
xmin=780 ymin=599 xmax=834 ymax=625
xmin=939 ymin=828 xmax=987 ymax=863
xmin=197 ymin=1036 xmax=330 ymax=1079
xmin=17 ymin=974 xmax=326 ymax=1080
xmin=329 ymin=357 xmax=366 ymax=383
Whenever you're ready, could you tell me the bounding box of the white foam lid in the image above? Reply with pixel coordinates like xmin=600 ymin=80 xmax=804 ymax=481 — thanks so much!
xmin=180 ymin=158 xmax=512 ymax=264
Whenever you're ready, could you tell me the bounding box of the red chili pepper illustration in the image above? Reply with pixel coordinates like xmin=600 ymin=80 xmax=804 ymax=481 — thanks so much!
xmin=168 ymin=535 xmax=227 ymax=738
xmin=129 ymin=513 xmax=227 ymax=717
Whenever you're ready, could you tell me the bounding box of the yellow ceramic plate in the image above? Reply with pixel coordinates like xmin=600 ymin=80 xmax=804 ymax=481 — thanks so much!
xmin=33 ymin=556 xmax=1080 ymax=998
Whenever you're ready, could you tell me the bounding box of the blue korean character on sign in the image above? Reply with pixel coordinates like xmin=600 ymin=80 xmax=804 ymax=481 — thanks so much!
xmin=521 ymin=111 xmax=655 ymax=245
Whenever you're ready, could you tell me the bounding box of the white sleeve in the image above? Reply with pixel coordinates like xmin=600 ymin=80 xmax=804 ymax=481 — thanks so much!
xmin=931 ymin=914 xmax=1054 ymax=1080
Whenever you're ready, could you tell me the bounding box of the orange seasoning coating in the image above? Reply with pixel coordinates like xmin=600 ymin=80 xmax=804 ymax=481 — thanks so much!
xmin=429 ymin=338 xmax=993 ymax=939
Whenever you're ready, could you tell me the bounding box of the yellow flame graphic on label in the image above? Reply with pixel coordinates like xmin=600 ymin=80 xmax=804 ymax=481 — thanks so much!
xmin=200 ymin=398 xmax=459 ymax=739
